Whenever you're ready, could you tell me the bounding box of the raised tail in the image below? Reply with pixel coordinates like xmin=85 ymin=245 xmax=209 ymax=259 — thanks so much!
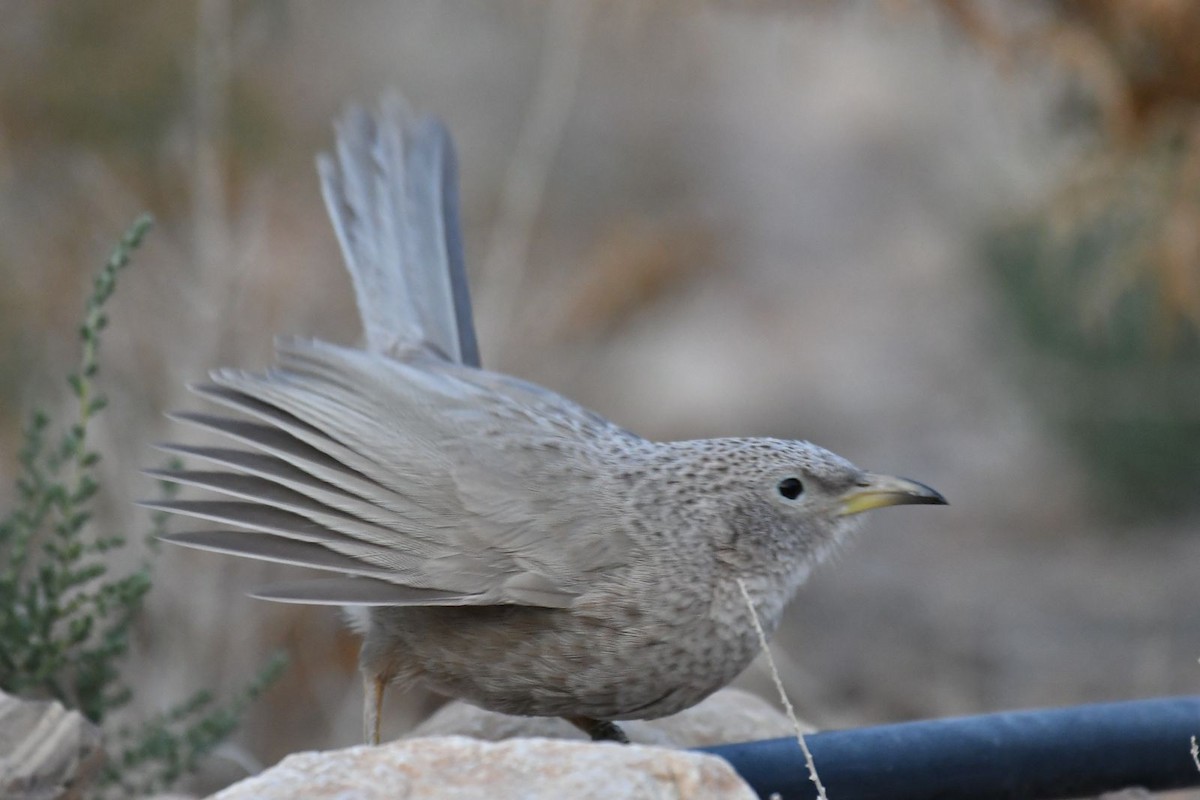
xmin=317 ymin=96 xmax=481 ymax=367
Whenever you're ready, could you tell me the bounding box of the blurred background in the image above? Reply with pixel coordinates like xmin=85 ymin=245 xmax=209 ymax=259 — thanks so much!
xmin=2 ymin=0 xmax=1200 ymax=791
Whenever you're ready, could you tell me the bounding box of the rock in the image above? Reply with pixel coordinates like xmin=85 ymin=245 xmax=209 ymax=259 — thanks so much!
xmin=408 ymin=687 xmax=807 ymax=747
xmin=209 ymin=688 xmax=805 ymax=797
xmin=211 ymin=736 xmax=756 ymax=799
xmin=0 ymin=688 xmax=104 ymax=800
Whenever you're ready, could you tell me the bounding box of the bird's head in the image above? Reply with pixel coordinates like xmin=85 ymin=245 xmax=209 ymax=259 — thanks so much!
xmin=674 ymin=438 xmax=946 ymax=580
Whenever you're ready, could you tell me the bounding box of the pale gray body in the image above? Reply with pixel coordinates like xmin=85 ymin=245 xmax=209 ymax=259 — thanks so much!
xmin=148 ymin=98 xmax=942 ymax=742
xmin=365 ymin=435 xmax=858 ymax=722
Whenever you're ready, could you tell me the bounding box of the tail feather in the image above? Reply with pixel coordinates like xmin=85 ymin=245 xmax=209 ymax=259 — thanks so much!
xmin=318 ymin=97 xmax=480 ymax=366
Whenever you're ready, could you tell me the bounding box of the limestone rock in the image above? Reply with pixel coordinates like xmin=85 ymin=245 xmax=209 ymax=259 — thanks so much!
xmin=409 ymin=687 xmax=806 ymax=747
xmin=211 ymin=736 xmax=755 ymax=800
xmin=0 ymin=688 xmax=104 ymax=800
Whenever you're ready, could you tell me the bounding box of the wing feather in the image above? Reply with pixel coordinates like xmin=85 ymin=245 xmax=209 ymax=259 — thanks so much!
xmin=163 ymin=530 xmax=398 ymax=577
xmin=154 ymin=339 xmax=638 ymax=606
xmin=153 ymin=103 xmax=638 ymax=607
xmin=251 ymin=576 xmax=481 ymax=606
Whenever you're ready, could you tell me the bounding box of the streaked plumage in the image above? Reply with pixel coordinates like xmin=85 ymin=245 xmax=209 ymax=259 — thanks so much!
xmin=149 ymin=97 xmax=945 ymax=743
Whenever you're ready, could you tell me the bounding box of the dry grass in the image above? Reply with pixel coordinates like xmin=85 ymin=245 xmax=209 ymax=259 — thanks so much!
xmin=738 ymin=578 xmax=827 ymax=800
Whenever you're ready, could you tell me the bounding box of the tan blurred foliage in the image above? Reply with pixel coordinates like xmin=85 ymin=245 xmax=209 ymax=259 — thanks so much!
xmin=560 ymin=217 xmax=718 ymax=338
xmin=938 ymin=0 xmax=1200 ymax=339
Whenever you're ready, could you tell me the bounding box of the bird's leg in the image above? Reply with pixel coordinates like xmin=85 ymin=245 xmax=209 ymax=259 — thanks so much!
xmin=363 ymin=672 xmax=388 ymax=745
xmin=567 ymin=716 xmax=630 ymax=744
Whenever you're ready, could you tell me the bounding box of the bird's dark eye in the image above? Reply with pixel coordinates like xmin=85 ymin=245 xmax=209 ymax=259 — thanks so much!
xmin=777 ymin=477 xmax=804 ymax=500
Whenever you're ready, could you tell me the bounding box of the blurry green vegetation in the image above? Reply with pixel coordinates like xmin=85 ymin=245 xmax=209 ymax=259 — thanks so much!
xmin=0 ymin=2 xmax=285 ymax=207
xmin=0 ymin=216 xmax=285 ymax=798
xmin=944 ymin=0 xmax=1200 ymax=520
xmin=1 ymin=5 xmax=187 ymax=153
xmin=988 ymin=217 xmax=1200 ymax=521
xmin=0 ymin=3 xmax=286 ymax=436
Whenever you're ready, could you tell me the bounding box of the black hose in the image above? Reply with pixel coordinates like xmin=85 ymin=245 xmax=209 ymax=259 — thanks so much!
xmin=699 ymin=696 xmax=1200 ymax=800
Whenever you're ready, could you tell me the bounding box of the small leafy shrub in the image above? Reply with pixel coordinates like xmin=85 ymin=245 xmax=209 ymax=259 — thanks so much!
xmin=0 ymin=215 xmax=285 ymax=798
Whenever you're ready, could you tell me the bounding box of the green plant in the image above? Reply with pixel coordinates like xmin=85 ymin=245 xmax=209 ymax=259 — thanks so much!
xmin=986 ymin=214 xmax=1200 ymax=521
xmin=0 ymin=215 xmax=285 ymax=798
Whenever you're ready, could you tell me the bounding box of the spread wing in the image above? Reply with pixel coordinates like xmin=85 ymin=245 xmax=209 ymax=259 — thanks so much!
xmin=148 ymin=338 xmax=640 ymax=607
xmin=153 ymin=99 xmax=639 ymax=607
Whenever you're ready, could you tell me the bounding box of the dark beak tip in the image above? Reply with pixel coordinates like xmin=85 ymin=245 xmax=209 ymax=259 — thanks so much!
xmin=902 ymin=478 xmax=948 ymax=507
xmin=902 ymin=493 xmax=948 ymax=508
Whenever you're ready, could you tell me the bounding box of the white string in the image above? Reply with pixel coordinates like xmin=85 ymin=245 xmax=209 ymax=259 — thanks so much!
xmin=737 ymin=578 xmax=829 ymax=800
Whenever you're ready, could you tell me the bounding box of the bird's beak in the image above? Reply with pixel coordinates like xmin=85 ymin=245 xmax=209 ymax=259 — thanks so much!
xmin=836 ymin=473 xmax=947 ymax=517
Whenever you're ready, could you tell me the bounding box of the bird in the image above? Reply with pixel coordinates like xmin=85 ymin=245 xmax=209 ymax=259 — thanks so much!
xmin=145 ymin=96 xmax=947 ymax=746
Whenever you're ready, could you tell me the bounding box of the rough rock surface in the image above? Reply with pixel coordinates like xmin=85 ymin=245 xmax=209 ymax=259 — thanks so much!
xmin=409 ymin=687 xmax=806 ymax=747
xmin=211 ymin=736 xmax=756 ymax=800
xmin=0 ymin=688 xmax=104 ymax=800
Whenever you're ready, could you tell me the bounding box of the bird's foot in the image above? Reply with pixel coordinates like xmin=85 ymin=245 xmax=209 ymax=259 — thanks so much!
xmin=567 ymin=716 xmax=630 ymax=744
